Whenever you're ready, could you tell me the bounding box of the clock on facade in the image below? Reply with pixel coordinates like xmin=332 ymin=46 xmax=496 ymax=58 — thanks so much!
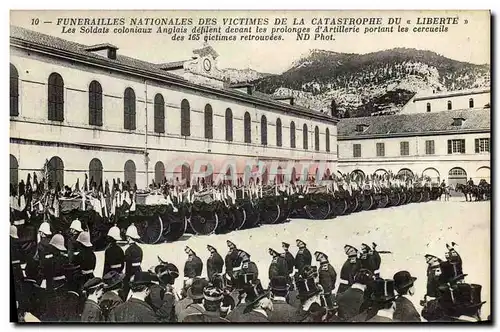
xmin=203 ymin=58 xmax=212 ymax=72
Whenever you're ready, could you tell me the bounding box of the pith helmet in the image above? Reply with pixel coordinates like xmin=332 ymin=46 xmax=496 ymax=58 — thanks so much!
xmin=76 ymin=231 xmax=93 ymax=247
xmin=70 ymin=219 xmax=83 ymax=232
xmin=126 ymin=224 xmax=140 ymax=240
xmin=49 ymin=234 xmax=67 ymax=251
xmin=107 ymin=226 xmax=121 ymax=241
xmin=38 ymin=222 xmax=52 ymax=236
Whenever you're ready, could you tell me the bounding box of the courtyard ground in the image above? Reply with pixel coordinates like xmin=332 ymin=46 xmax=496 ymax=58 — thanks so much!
xmin=94 ymin=196 xmax=491 ymax=321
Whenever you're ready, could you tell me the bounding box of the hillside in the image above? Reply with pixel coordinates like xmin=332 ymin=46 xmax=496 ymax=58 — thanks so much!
xmin=222 ymin=67 xmax=272 ymax=84
xmin=253 ymin=48 xmax=490 ymax=117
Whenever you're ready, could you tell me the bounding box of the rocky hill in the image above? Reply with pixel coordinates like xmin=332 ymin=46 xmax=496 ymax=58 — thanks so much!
xmin=252 ymin=48 xmax=490 ymax=118
xmin=222 ymin=68 xmax=271 ymax=84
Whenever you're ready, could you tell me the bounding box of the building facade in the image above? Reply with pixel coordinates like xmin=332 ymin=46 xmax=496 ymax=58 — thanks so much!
xmin=400 ymin=88 xmax=490 ymax=114
xmin=9 ymin=26 xmax=338 ymax=190
xmin=337 ymin=109 xmax=490 ymax=186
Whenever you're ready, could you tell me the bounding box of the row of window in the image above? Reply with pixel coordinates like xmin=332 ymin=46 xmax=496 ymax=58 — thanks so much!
xmin=426 ymin=98 xmax=475 ymax=112
xmin=353 ymin=138 xmax=490 ymax=158
xmin=10 ymin=66 xmax=333 ymax=152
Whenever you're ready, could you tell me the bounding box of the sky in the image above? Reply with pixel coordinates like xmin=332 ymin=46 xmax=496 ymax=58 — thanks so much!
xmin=10 ymin=10 xmax=490 ymax=74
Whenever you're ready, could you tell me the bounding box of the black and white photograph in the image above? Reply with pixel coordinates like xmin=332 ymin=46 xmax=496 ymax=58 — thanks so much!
xmin=8 ymin=9 xmax=491 ymax=323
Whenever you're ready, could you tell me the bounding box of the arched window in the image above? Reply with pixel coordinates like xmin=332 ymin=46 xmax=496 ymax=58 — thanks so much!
xmin=89 ymin=80 xmax=103 ymax=126
xmin=448 ymin=167 xmax=467 ymax=186
xmin=426 ymin=102 xmax=431 ymax=112
xmin=290 ymin=121 xmax=296 ymax=148
xmin=244 ymin=112 xmax=251 ymax=143
xmin=10 ymin=64 xmax=19 ymax=116
xmin=422 ymin=167 xmax=440 ymax=184
xmin=325 ymin=128 xmax=330 ymax=152
xmin=447 ymin=100 xmax=452 ymax=110
xmin=261 ymin=115 xmax=267 ymax=145
xmin=303 ymin=124 xmax=308 ymax=150
xmin=47 ymin=156 xmax=64 ymax=190
xmin=124 ymin=160 xmax=136 ymax=187
xmin=48 ymin=73 xmax=64 ymax=121
xmin=181 ymin=164 xmax=191 ymax=186
xmin=314 ymin=126 xmax=320 ymax=151
xmin=204 ymin=104 xmax=213 ymax=139
xmin=276 ymin=118 xmax=282 ymax=147
xmin=89 ymin=158 xmax=103 ymax=188
xmin=200 ymin=164 xmax=213 ymax=186
xmin=181 ymin=99 xmax=190 ymax=136
xmin=10 ymin=155 xmax=18 ymax=190
xmin=291 ymin=167 xmax=297 ymax=184
xmin=351 ymin=169 xmax=365 ymax=182
xmin=225 ymin=108 xmax=233 ymax=141
xmin=154 ymin=94 xmax=165 ymax=133
xmin=124 ymin=87 xmax=136 ymax=130
xmin=469 ymin=98 xmax=474 ymax=108
xmin=397 ymin=168 xmax=414 ymax=179
xmin=154 ymin=161 xmax=165 ymax=185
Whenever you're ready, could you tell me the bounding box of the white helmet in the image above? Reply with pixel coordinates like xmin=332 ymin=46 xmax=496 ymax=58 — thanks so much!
xmin=49 ymin=234 xmax=66 ymax=251
xmin=126 ymin=224 xmax=140 ymax=240
xmin=10 ymin=225 xmax=19 ymax=239
xmin=76 ymin=231 xmax=93 ymax=247
xmin=107 ymin=226 xmax=121 ymax=241
xmin=70 ymin=219 xmax=83 ymax=232
xmin=38 ymin=222 xmax=52 ymax=236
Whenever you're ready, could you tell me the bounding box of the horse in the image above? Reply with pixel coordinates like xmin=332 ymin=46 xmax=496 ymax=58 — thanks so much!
xmin=455 ymin=184 xmax=474 ymax=202
xmin=438 ymin=186 xmax=450 ymax=201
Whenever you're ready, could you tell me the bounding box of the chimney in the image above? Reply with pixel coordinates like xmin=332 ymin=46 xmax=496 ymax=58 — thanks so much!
xmin=85 ymin=43 xmax=118 ymax=60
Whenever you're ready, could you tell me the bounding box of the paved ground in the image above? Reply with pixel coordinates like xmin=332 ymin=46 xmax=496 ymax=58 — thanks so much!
xmin=94 ymin=196 xmax=491 ymax=320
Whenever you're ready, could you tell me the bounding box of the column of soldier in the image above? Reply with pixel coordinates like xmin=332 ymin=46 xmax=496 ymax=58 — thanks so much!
xmin=11 ymin=219 xmax=486 ymax=323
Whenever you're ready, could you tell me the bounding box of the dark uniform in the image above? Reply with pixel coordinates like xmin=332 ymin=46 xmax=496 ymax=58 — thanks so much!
xmin=81 ymin=299 xmax=104 ymax=322
xmin=294 ymin=247 xmax=312 ymax=277
xmin=338 ymin=258 xmax=361 ymax=294
xmin=240 ymin=260 xmax=259 ymax=280
xmin=284 ymin=251 xmax=295 ymax=276
xmin=75 ymin=245 xmax=97 ymax=287
xmin=225 ymin=249 xmax=240 ymax=276
xmin=231 ymin=310 xmax=269 ymax=322
xmin=184 ymin=254 xmax=203 ymax=279
xmin=67 ymin=234 xmax=81 ymax=264
xmin=268 ymin=254 xmax=288 ymax=280
xmin=108 ymin=298 xmax=158 ymax=322
xmin=41 ymin=246 xmax=68 ymax=290
xmin=103 ymin=242 xmax=125 ymax=276
xmin=318 ymin=261 xmax=337 ymax=309
xmin=11 ymin=237 xmax=24 ymax=285
xmin=122 ymin=242 xmax=143 ymax=299
xmin=207 ymin=250 xmax=224 ymax=282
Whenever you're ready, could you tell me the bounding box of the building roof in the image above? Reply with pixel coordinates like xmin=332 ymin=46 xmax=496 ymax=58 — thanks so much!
xmin=10 ymin=26 xmax=336 ymax=123
xmin=338 ymin=109 xmax=490 ymax=140
xmin=84 ymin=43 xmax=119 ymax=51
xmin=414 ymin=88 xmax=490 ymax=102
xmin=157 ymin=60 xmax=188 ymax=70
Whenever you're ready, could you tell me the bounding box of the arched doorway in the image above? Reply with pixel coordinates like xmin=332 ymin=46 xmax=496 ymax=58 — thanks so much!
xmin=276 ymin=166 xmax=285 ymax=184
xmin=448 ymin=167 xmax=467 ymax=187
xmin=397 ymin=168 xmax=414 ymax=180
xmin=422 ymin=167 xmax=440 ymax=184
xmin=262 ymin=166 xmax=269 ymax=185
xmin=154 ymin=161 xmax=165 ymax=186
xmin=47 ymin=156 xmax=64 ymax=190
xmin=291 ymin=167 xmax=297 ymax=184
xmin=124 ymin=160 xmax=136 ymax=188
xmin=10 ymin=155 xmax=18 ymax=190
xmin=351 ymin=169 xmax=365 ymax=182
xmin=323 ymin=168 xmax=331 ymax=180
xmin=476 ymin=166 xmax=490 ymax=183
xmin=89 ymin=158 xmax=103 ymax=188
xmin=373 ymin=169 xmax=388 ymax=179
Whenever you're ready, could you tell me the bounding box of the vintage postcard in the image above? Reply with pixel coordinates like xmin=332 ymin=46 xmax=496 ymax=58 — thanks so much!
xmin=9 ymin=10 xmax=490 ymax=323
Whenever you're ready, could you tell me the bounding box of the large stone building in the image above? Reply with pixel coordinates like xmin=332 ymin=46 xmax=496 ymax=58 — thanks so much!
xmin=337 ymin=109 xmax=490 ymax=186
xmin=9 ymin=26 xmax=338 ymax=190
xmin=400 ymin=88 xmax=490 ymax=114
